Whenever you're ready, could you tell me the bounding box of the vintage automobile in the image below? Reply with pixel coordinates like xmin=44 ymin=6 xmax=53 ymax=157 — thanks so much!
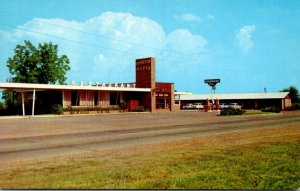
xmin=228 ymin=103 xmax=242 ymax=110
xmin=183 ymin=103 xmax=194 ymax=109
xmin=220 ymin=103 xmax=229 ymax=109
xmin=193 ymin=103 xmax=204 ymax=109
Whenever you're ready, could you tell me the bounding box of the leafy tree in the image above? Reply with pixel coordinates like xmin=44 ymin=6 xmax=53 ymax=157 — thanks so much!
xmin=281 ymin=86 xmax=299 ymax=104
xmin=7 ymin=40 xmax=70 ymax=84
xmin=2 ymin=40 xmax=70 ymax=115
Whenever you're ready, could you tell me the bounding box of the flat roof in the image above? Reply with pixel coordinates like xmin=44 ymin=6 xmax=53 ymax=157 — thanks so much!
xmin=0 ymin=82 xmax=151 ymax=92
xmin=178 ymin=92 xmax=290 ymax=101
xmin=174 ymin=91 xmax=193 ymax=95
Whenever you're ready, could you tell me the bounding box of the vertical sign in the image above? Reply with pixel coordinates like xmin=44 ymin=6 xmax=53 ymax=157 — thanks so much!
xmin=136 ymin=57 xmax=155 ymax=89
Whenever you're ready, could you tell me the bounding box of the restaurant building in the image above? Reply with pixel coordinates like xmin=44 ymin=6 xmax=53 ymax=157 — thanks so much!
xmin=0 ymin=57 xmax=175 ymax=116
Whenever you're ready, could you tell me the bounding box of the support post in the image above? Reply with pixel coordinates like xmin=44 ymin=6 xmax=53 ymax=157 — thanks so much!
xmin=210 ymin=87 xmax=213 ymax=111
xmin=21 ymin=90 xmax=25 ymax=116
xmin=32 ymin=89 xmax=36 ymax=116
xmin=62 ymin=90 xmax=64 ymax=108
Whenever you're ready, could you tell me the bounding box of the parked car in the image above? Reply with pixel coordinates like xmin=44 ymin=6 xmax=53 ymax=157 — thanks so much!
xmin=193 ymin=103 xmax=204 ymax=109
xmin=183 ymin=103 xmax=194 ymax=109
xmin=220 ymin=103 xmax=229 ymax=109
xmin=228 ymin=103 xmax=242 ymax=110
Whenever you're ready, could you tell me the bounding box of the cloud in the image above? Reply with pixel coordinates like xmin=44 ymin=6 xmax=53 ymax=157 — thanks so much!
xmin=235 ymin=25 xmax=256 ymax=53
xmin=174 ymin=13 xmax=202 ymax=23
xmin=86 ymin=12 xmax=165 ymax=49
xmin=207 ymin=14 xmax=215 ymax=21
xmin=0 ymin=12 xmax=209 ymax=87
xmin=174 ymin=13 xmax=216 ymax=23
xmin=166 ymin=29 xmax=207 ymax=55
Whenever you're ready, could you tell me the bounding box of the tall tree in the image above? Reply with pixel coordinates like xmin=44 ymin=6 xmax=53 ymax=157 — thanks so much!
xmin=281 ymin=86 xmax=299 ymax=104
xmin=7 ymin=40 xmax=70 ymax=84
xmin=2 ymin=40 xmax=70 ymax=115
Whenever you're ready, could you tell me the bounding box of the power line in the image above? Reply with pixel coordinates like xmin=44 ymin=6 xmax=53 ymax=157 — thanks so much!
xmin=0 ymin=12 xmax=290 ymax=77
xmin=0 ymin=22 xmax=147 ymax=55
xmin=0 ymin=9 xmax=163 ymax=52
xmin=0 ymin=20 xmax=287 ymax=78
xmin=0 ymin=21 xmax=210 ymax=65
xmin=0 ymin=9 xmax=206 ymax=59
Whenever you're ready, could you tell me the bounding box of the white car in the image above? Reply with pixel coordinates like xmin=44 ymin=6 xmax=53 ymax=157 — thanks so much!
xmin=220 ymin=103 xmax=229 ymax=109
xmin=228 ymin=103 xmax=242 ymax=110
xmin=193 ymin=103 xmax=204 ymax=109
xmin=183 ymin=103 xmax=194 ymax=109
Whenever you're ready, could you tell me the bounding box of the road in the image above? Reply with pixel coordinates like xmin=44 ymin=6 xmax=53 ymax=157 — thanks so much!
xmin=0 ymin=111 xmax=300 ymax=163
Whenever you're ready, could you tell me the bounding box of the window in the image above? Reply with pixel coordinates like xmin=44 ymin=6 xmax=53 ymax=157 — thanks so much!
xmin=110 ymin=92 xmax=119 ymax=105
xmin=71 ymin=91 xmax=80 ymax=106
xmin=156 ymin=94 xmax=170 ymax=109
xmin=94 ymin=91 xmax=98 ymax=106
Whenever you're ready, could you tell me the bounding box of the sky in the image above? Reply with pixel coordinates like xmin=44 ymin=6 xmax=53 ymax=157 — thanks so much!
xmin=0 ymin=0 xmax=299 ymax=94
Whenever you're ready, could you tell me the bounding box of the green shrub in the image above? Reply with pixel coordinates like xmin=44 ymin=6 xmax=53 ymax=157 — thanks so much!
xmin=0 ymin=102 xmax=5 ymax=115
xmin=261 ymin=107 xmax=281 ymax=113
xmin=64 ymin=107 xmax=79 ymax=114
xmin=50 ymin=104 xmax=63 ymax=115
xmin=99 ymin=106 xmax=110 ymax=113
xmin=63 ymin=106 xmax=121 ymax=114
xmin=220 ymin=108 xmax=245 ymax=116
xmin=80 ymin=107 xmax=89 ymax=114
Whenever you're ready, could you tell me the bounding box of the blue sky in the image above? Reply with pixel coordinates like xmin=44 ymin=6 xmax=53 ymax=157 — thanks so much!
xmin=0 ymin=0 xmax=299 ymax=94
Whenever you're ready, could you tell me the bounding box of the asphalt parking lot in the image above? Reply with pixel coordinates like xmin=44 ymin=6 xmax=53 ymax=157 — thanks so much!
xmin=1 ymin=110 xmax=300 ymax=163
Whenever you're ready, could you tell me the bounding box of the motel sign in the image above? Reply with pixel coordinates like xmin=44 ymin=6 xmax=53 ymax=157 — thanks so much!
xmin=204 ymin=79 xmax=221 ymax=87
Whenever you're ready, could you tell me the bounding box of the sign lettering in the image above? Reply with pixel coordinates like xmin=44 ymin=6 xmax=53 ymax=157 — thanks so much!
xmin=204 ymin=79 xmax=220 ymax=83
xmin=204 ymin=79 xmax=220 ymax=87
xmin=136 ymin=66 xmax=151 ymax=71
xmin=136 ymin=59 xmax=151 ymax=66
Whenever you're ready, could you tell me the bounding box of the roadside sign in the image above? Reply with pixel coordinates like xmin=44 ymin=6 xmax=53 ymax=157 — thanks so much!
xmin=204 ymin=79 xmax=220 ymax=87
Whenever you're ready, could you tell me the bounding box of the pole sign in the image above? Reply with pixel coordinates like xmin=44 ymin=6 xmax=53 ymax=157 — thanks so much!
xmin=204 ymin=79 xmax=220 ymax=87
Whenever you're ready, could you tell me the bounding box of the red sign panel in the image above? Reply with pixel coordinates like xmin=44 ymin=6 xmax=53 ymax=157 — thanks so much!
xmin=136 ymin=57 xmax=154 ymax=88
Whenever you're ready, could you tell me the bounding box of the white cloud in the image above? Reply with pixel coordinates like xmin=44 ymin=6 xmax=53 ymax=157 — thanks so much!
xmin=207 ymin=14 xmax=215 ymax=21
xmin=85 ymin=12 xmax=165 ymax=53
xmin=174 ymin=13 xmax=216 ymax=23
xmin=166 ymin=29 xmax=207 ymax=55
xmin=16 ymin=18 xmax=84 ymax=41
xmin=174 ymin=13 xmax=202 ymax=23
xmin=0 ymin=12 xmax=210 ymax=85
xmin=235 ymin=25 xmax=256 ymax=53
xmin=93 ymin=54 xmax=105 ymax=64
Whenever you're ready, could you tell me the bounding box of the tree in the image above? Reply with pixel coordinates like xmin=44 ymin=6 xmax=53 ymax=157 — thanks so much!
xmin=7 ymin=40 xmax=70 ymax=84
xmin=281 ymin=86 xmax=299 ymax=104
xmin=2 ymin=40 xmax=70 ymax=115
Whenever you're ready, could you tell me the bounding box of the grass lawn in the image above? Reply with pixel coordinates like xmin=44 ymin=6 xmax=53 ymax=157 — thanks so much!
xmin=0 ymin=125 xmax=299 ymax=189
xmin=243 ymin=110 xmax=281 ymax=115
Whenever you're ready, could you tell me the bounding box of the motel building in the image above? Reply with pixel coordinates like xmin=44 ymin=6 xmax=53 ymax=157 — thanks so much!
xmin=0 ymin=57 xmax=292 ymax=116
xmin=175 ymin=92 xmax=291 ymax=110
xmin=0 ymin=57 xmax=175 ymax=116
